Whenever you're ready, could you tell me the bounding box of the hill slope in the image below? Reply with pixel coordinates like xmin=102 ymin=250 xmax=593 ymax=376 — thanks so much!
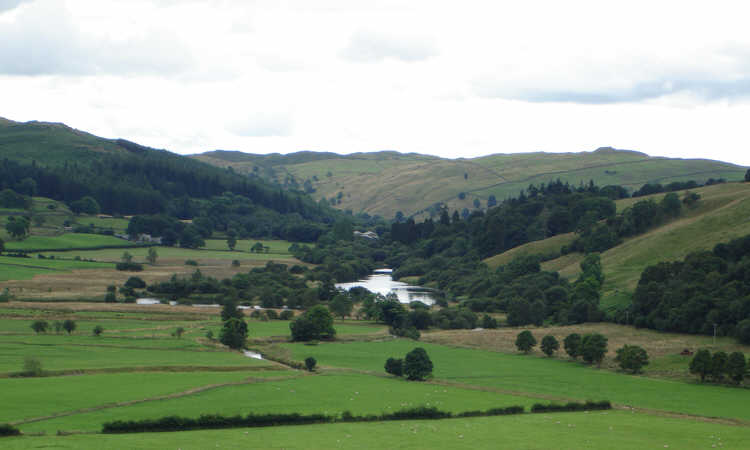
xmin=192 ymin=147 xmax=747 ymax=218
xmin=485 ymin=182 xmax=750 ymax=312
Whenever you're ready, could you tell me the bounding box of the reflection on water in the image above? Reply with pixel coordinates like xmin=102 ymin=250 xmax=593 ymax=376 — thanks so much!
xmin=335 ymin=268 xmax=435 ymax=305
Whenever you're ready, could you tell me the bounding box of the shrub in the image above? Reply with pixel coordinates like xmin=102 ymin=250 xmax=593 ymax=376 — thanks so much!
xmin=92 ymin=325 xmax=104 ymax=337
xmin=62 ymin=319 xmax=76 ymax=334
xmin=563 ymin=333 xmax=582 ymax=359
xmin=279 ymin=310 xmax=294 ymax=320
xmin=30 ymin=320 xmax=49 ymax=334
xmin=615 ymin=344 xmax=649 ymax=374
xmin=116 ymin=262 xmax=144 ymax=272
xmin=290 ymin=305 xmax=336 ymax=341
xmin=21 ymin=357 xmax=43 ymax=377
xmin=0 ymin=423 xmax=21 ymax=436
xmin=540 ymin=335 xmax=559 ymax=357
xmin=124 ymin=276 xmax=146 ymax=289
xmin=220 ymin=318 xmax=248 ymax=349
xmin=404 ymin=347 xmax=433 ymax=381
xmin=689 ymin=349 xmax=712 ymax=382
xmin=710 ymin=351 xmax=728 ymax=382
xmin=581 ymin=333 xmax=608 ymax=366
xmin=231 ymin=260 xmax=241 ymax=267
xmin=727 ymin=352 xmax=747 ymax=384
xmin=515 ymin=330 xmax=537 ymax=354
xmin=481 ymin=314 xmax=498 ymax=329
xmin=305 ymin=357 xmax=317 ymax=372
xmin=531 ymin=400 xmax=611 ymax=413
xmin=265 ymin=309 xmax=279 ymax=320
xmin=185 ymin=259 xmax=198 ymax=266
xmin=0 ymin=288 xmax=13 ymax=303
xmin=385 ymin=357 xmax=404 ymax=376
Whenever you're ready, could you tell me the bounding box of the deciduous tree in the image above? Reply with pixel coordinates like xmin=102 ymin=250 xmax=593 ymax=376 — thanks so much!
xmin=541 ymin=335 xmax=559 ymax=357
xmin=515 ymin=330 xmax=537 ymax=354
xmin=404 ymin=347 xmax=433 ymax=381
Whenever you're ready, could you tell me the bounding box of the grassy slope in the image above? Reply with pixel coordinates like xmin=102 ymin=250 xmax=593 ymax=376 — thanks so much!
xmin=193 ymin=148 xmax=747 ymax=218
xmin=481 ymin=182 xmax=750 ymax=310
xmin=4 ymin=233 xmax=137 ymax=252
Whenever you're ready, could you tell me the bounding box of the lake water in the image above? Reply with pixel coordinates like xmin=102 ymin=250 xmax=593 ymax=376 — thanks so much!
xmin=335 ymin=269 xmax=435 ymax=305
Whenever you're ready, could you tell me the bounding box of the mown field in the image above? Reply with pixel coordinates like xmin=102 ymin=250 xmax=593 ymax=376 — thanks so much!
xmin=1 ymin=303 xmax=748 ymax=448
xmin=4 ymin=233 xmax=138 ymax=252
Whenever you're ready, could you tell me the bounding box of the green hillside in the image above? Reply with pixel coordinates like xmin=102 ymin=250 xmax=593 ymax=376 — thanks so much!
xmin=193 ymin=147 xmax=747 ymax=219
xmin=485 ymin=182 xmax=750 ymax=312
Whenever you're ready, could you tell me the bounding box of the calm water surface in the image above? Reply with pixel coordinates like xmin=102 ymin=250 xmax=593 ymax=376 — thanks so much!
xmin=335 ymin=269 xmax=435 ymax=305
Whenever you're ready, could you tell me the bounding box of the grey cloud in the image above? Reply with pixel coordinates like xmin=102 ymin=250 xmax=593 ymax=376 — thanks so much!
xmin=0 ymin=2 xmax=192 ymax=76
xmin=340 ymin=30 xmax=437 ymax=63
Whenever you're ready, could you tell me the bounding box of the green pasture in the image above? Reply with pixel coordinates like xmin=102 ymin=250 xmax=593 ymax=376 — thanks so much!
xmin=281 ymin=340 xmax=750 ymax=421
xmin=202 ymin=239 xmax=294 ymax=254
xmin=196 ymin=319 xmax=385 ymax=341
xmin=19 ymin=372 xmax=535 ymax=433
xmin=5 ymin=410 xmax=748 ymax=450
xmin=1 ymin=371 xmax=269 ymax=425
xmin=0 ymin=317 xmax=200 ymax=335
xmin=5 ymin=233 xmax=137 ymax=251
xmin=0 ymin=255 xmax=113 ymax=281
xmin=75 ymin=216 xmax=130 ymax=232
xmin=35 ymin=245 xmax=299 ymax=263
xmin=0 ymin=340 xmax=270 ymax=374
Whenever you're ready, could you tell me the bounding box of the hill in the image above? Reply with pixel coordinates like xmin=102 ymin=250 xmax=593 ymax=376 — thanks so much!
xmin=0 ymin=118 xmax=334 ymax=232
xmin=192 ymin=147 xmax=747 ymax=218
xmin=484 ymin=182 xmax=750 ymax=312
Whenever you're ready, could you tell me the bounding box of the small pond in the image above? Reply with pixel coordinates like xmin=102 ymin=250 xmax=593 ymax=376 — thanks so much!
xmin=335 ymin=269 xmax=435 ymax=305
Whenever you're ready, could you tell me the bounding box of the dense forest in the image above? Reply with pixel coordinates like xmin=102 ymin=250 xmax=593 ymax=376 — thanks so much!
xmin=632 ymin=234 xmax=750 ymax=343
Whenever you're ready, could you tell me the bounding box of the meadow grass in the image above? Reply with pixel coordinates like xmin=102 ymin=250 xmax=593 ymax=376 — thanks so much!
xmin=5 ymin=233 xmax=138 ymax=251
xmin=280 ymin=339 xmax=750 ymax=421
xmin=0 ymin=339 xmax=270 ymax=373
xmin=1 ymin=371 xmax=269 ymax=425
xmin=202 ymin=239 xmax=294 ymax=254
xmin=4 ymin=410 xmax=748 ymax=450
xmin=484 ymin=233 xmax=575 ymax=269
xmin=0 ymin=256 xmax=113 ymax=281
xmin=19 ymin=372 xmax=535 ymax=433
xmin=35 ymin=246 xmax=299 ymax=263
xmin=0 ymin=317 xmax=200 ymax=334
xmin=75 ymin=216 xmax=130 ymax=232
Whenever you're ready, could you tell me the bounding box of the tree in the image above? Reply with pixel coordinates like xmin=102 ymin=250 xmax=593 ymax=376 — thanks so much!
xmin=174 ymin=327 xmax=185 ymax=339
xmin=581 ymin=333 xmax=608 ymax=366
xmin=6 ymin=216 xmax=30 ymax=239
xmin=31 ymin=320 xmax=49 ymax=334
xmin=540 ymin=335 xmax=559 ymax=357
xmin=70 ymin=196 xmax=100 ymax=215
xmin=329 ymin=294 xmax=353 ymax=320
xmin=146 ymin=247 xmax=158 ymax=265
xmin=403 ymin=347 xmax=433 ymax=381
xmin=290 ymin=305 xmax=336 ymax=341
xmin=515 ymin=330 xmax=537 ymax=354
xmin=62 ymin=319 xmax=77 ymax=334
xmin=737 ymin=319 xmax=750 ymax=345
xmin=487 ymin=195 xmax=497 ymax=208
xmin=226 ymin=232 xmax=237 ymax=251
xmin=22 ymin=357 xmax=43 ymax=377
xmin=221 ymin=300 xmax=244 ymax=322
xmin=564 ymin=333 xmax=582 ymax=359
xmin=385 ymin=357 xmax=404 ymax=376
xmin=220 ymin=318 xmax=248 ymax=349
xmin=710 ymin=351 xmax=728 ymax=382
xmin=0 ymin=237 xmax=4 ymax=255
xmin=92 ymin=325 xmax=104 ymax=337
xmin=121 ymin=251 xmax=134 ymax=264
xmin=614 ymin=344 xmax=649 ymax=374
xmin=52 ymin=320 xmax=63 ymax=334
xmin=689 ymin=349 xmax=712 ymax=382
xmin=727 ymin=352 xmax=747 ymax=384
xmin=304 ymin=357 xmax=317 ymax=372
xmin=745 ymin=168 xmax=750 ymax=182
xmin=251 ymin=242 xmax=265 ymax=253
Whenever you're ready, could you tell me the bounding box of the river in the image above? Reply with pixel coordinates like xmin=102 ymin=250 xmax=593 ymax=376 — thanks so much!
xmin=335 ymin=269 xmax=435 ymax=305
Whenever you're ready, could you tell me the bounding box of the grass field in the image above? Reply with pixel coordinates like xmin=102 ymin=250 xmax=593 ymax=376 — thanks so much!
xmin=19 ymin=372 xmax=536 ymax=433
xmin=75 ymin=216 xmax=130 ymax=232
xmin=202 ymin=239 xmax=294 ymax=254
xmin=4 ymin=233 xmax=138 ymax=251
xmin=4 ymin=410 xmax=747 ymax=450
xmin=0 ymin=255 xmax=113 ymax=281
xmin=280 ymin=339 xmax=750 ymax=422
xmin=35 ymin=245 xmax=298 ymax=263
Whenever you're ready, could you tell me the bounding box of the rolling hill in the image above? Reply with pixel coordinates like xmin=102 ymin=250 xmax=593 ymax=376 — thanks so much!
xmin=192 ymin=147 xmax=747 ymax=219
xmin=484 ymin=182 xmax=750 ymax=313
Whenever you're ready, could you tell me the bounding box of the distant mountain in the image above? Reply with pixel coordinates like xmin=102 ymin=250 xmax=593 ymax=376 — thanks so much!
xmin=192 ymin=147 xmax=748 ymax=219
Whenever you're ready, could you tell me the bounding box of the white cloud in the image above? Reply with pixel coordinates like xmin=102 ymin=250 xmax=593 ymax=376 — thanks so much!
xmin=340 ymin=29 xmax=437 ymax=63
xmin=227 ymin=112 xmax=294 ymax=137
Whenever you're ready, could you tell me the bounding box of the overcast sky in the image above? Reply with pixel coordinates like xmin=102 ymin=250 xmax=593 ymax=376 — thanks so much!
xmin=1 ymin=0 xmax=750 ymax=166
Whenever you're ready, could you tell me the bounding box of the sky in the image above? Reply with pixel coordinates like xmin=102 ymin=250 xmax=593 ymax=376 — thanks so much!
xmin=1 ymin=0 xmax=750 ymax=166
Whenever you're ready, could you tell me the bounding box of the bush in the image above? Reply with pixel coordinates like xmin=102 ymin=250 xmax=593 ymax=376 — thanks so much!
xmin=116 ymin=262 xmax=144 ymax=272
xmin=92 ymin=325 xmax=104 ymax=337
xmin=481 ymin=314 xmax=498 ymax=329
xmin=581 ymin=333 xmax=608 ymax=366
xmin=220 ymin=318 xmax=247 ymax=349
xmin=62 ymin=319 xmax=76 ymax=334
xmin=185 ymin=259 xmax=198 ymax=266
xmin=265 ymin=309 xmax=279 ymax=320
xmin=0 ymin=423 xmax=21 ymax=436
xmin=404 ymin=347 xmax=433 ymax=381
xmin=531 ymin=400 xmax=611 ymax=413
xmin=540 ymin=335 xmax=559 ymax=357
xmin=290 ymin=305 xmax=336 ymax=341
xmin=564 ymin=333 xmax=581 ymax=359
xmin=305 ymin=357 xmax=317 ymax=372
xmin=124 ymin=276 xmax=146 ymax=289
xmin=384 ymin=357 xmax=404 ymax=376
xmin=279 ymin=310 xmax=294 ymax=320
xmin=515 ymin=330 xmax=537 ymax=354
xmin=30 ymin=320 xmax=49 ymax=334
xmin=690 ymin=349 xmax=712 ymax=382
xmin=231 ymin=260 xmax=241 ymax=267
xmin=21 ymin=357 xmax=43 ymax=377
xmin=614 ymin=344 xmax=649 ymax=374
